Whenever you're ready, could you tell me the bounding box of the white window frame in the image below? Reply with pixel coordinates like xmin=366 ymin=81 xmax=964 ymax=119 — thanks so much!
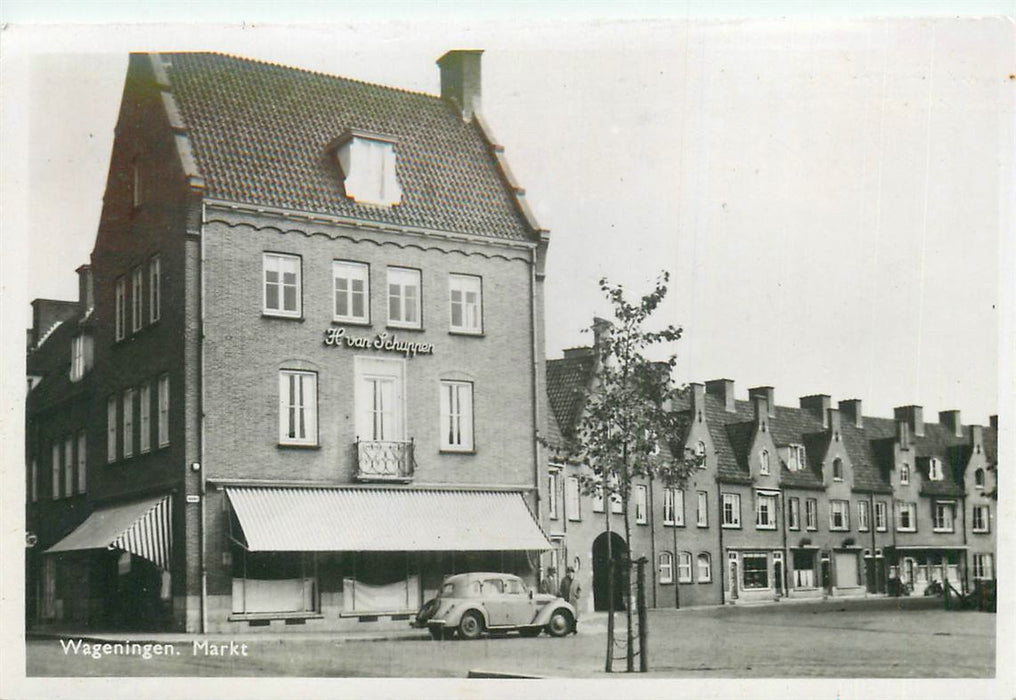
xmin=759 ymin=449 xmax=770 ymax=475
xmin=149 ymin=255 xmax=161 ymax=323
xmin=897 ymin=502 xmax=917 ymax=532
xmin=157 ymin=374 xmax=170 ymax=447
xmin=279 ymin=370 xmax=318 ymax=446
xmin=51 ymin=443 xmax=60 ymax=500
xmin=972 ymin=554 xmax=993 ymax=580
xmin=63 ymin=436 xmax=73 ymax=498
xmin=115 ymin=277 xmax=126 ymax=341
xmin=677 ymin=552 xmax=692 ymax=583
xmin=332 ymin=260 xmax=370 ymax=324
xmin=664 ymin=488 xmax=684 ymax=526
xmin=566 ymin=475 xmax=581 ymax=522
xmin=805 ymin=498 xmax=818 ymax=530
xmin=721 ymin=492 xmax=741 ymax=528
xmin=355 ymin=357 xmax=406 ymax=443
xmin=857 ymin=500 xmax=870 ymax=531
xmin=658 ymin=552 xmax=674 ymax=584
xmin=122 ymin=388 xmax=134 ymax=458
xmin=755 ymin=493 xmax=777 ymax=530
xmin=829 ymin=499 xmax=849 ymax=531
xmin=929 ymin=459 xmax=943 ymax=481
xmin=697 ymin=552 xmax=712 ymax=583
xmin=71 ymin=335 xmax=85 ymax=381
xmin=832 ymin=458 xmax=844 ymax=481
xmin=439 ymin=380 xmax=474 ymax=451
xmin=607 ymin=474 xmax=623 ymax=514
xmin=448 ymin=274 xmax=482 ymax=334
xmin=875 ymin=501 xmax=888 ymax=531
xmin=592 ymin=479 xmax=605 ymax=513
xmin=547 ymin=470 xmax=560 ymax=520
xmin=971 ymin=505 xmax=989 ymax=533
xmin=107 ymin=395 xmax=118 ymax=463
xmin=132 ymin=267 xmax=144 ymax=333
xmin=139 ymin=382 xmax=151 ymax=454
xmin=262 ymin=252 xmax=302 ymax=318
xmin=76 ymin=430 xmax=87 ymax=494
xmin=788 ymin=497 xmax=800 ymax=530
xmin=900 ymin=463 xmax=910 ymax=485
xmin=387 ymin=266 xmax=421 ymax=329
xmin=696 ymin=491 xmax=708 ymax=527
xmin=635 ymin=484 xmax=648 ymax=525
xmin=932 ymin=501 xmax=955 ymax=533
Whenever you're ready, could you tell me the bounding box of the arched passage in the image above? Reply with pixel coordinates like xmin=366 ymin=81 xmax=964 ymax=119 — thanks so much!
xmin=592 ymin=531 xmax=628 ymax=611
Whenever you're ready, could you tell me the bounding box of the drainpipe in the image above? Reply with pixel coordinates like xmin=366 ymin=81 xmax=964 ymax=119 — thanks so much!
xmin=960 ymin=495 xmax=968 ymax=595
xmin=780 ymin=489 xmax=789 ymax=598
xmin=672 ymin=508 xmax=679 ymax=609
xmin=648 ymin=474 xmax=657 ymax=608
xmin=528 ymin=246 xmax=542 ymax=543
xmin=716 ymin=481 xmax=725 ymax=605
xmin=869 ymin=493 xmax=876 ymax=592
xmin=198 ymin=202 xmax=207 ymax=634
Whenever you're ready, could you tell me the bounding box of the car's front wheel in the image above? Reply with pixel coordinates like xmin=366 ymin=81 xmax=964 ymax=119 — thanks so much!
xmin=546 ymin=609 xmax=574 ymax=637
xmin=457 ymin=611 xmax=484 ymax=640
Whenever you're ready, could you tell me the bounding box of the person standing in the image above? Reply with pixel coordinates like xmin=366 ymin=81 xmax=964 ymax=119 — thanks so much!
xmin=559 ymin=566 xmax=582 ymax=630
xmin=539 ymin=566 xmax=559 ymax=595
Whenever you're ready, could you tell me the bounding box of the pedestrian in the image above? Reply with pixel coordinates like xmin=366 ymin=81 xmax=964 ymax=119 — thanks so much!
xmin=539 ymin=566 xmax=558 ymax=595
xmin=559 ymin=566 xmax=582 ymax=631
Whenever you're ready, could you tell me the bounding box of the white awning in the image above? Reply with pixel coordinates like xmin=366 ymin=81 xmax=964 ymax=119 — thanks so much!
xmin=46 ymin=495 xmax=173 ymax=569
xmin=226 ymin=487 xmax=551 ymax=552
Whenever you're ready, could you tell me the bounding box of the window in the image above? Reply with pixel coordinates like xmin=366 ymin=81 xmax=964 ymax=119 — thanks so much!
xmin=355 ymin=358 xmax=405 ymax=442
xmin=333 ymin=261 xmax=370 ymax=323
xmin=122 ymin=388 xmax=135 ymax=458
xmin=929 ymin=459 xmax=943 ymax=481
xmin=677 ymin=552 xmax=692 ymax=582
xmin=663 ymin=488 xmax=684 ymax=526
xmin=387 ymin=267 xmax=421 ymax=328
xmin=805 ymin=498 xmax=817 ymax=530
xmin=974 ymin=468 xmax=985 ymax=489
xmin=829 ymin=500 xmax=849 ymax=530
xmin=30 ymin=459 xmax=38 ymax=503
xmin=788 ymin=497 xmax=800 ymax=530
xmin=592 ymin=479 xmax=604 ymax=513
xmin=132 ymin=267 xmax=144 ymax=333
xmin=63 ymin=436 xmax=73 ymax=498
xmin=755 ymin=493 xmax=777 ymax=529
xmin=149 ymin=255 xmax=161 ymax=323
xmin=547 ymin=470 xmax=560 ymax=520
xmin=71 ymin=335 xmax=85 ymax=381
xmin=51 ymin=443 xmax=60 ymax=500
xmin=696 ymin=491 xmax=708 ymax=527
xmin=658 ymin=552 xmax=674 ymax=584
xmin=608 ymin=474 xmax=623 ymax=514
xmin=857 ymin=500 xmax=870 ymax=531
xmin=932 ymin=501 xmax=954 ymax=532
xmin=742 ymin=552 xmax=769 ymax=589
xmin=115 ymin=277 xmax=126 ymax=340
xmin=972 ymin=554 xmax=993 ymax=580
xmin=263 ymin=253 xmax=301 ymax=317
xmin=897 ymin=502 xmax=916 ymax=532
xmin=694 ymin=440 xmax=706 ymax=463
xmin=449 ymin=274 xmax=482 ymax=333
xmin=157 ymin=374 xmax=170 ymax=447
xmin=279 ymin=371 xmax=318 ymax=446
xmin=722 ymin=493 xmax=741 ymax=528
xmin=759 ymin=449 xmax=770 ymax=475
xmin=875 ymin=501 xmax=888 ymax=531
xmin=76 ymin=431 xmax=87 ymax=494
xmin=107 ymin=395 xmax=118 ymax=462
xmin=900 ymin=463 xmax=910 ymax=485
xmin=786 ymin=444 xmax=806 ymax=472
xmin=139 ymin=383 xmax=151 ymax=454
xmin=972 ymin=505 xmax=989 ymax=533
xmin=832 ymin=458 xmax=843 ymax=481
xmin=335 ymin=134 xmax=403 ymax=206
xmin=566 ymin=476 xmax=581 ymax=521
xmin=793 ymin=550 xmax=817 ymax=588
xmin=131 ymin=156 xmax=143 ymax=208
xmin=635 ymin=484 xmax=648 ymax=524
xmin=696 ymin=553 xmax=712 ymax=582
xmin=439 ymin=381 xmax=474 ymax=451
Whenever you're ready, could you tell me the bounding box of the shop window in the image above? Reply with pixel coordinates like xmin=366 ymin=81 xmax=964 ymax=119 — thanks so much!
xmin=333 ymin=260 xmax=370 ymax=324
xmin=875 ymin=501 xmax=888 ymax=531
xmin=696 ymin=552 xmax=712 ymax=582
xmin=805 ymin=498 xmax=818 ymax=530
xmin=857 ymin=500 xmax=870 ymax=531
xmin=932 ymin=501 xmax=955 ymax=532
xmin=972 ymin=505 xmax=989 ymax=533
xmin=231 ymin=550 xmax=319 ymax=616
xmin=566 ymin=476 xmax=581 ymax=521
xmin=696 ymin=491 xmax=708 ymax=527
xmin=742 ymin=552 xmax=769 ymax=589
xmin=677 ymin=552 xmax=692 ymax=583
xmin=663 ymin=488 xmax=684 ymax=526
xmin=132 ymin=267 xmax=144 ymax=333
xmin=387 ymin=267 xmax=421 ymax=328
xmin=755 ymin=493 xmax=777 ymax=529
xmin=829 ymin=499 xmax=849 ymax=531
xmin=896 ymin=502 xmax=917 ymax=532
xmin=547 ymin=470 xmax=560 ymax=520
xmin=279 ymin=370 xmax=318 ymax=446
xmin=792 ymin=550 xmax=816 ymax=588
xmin=788 ymin=497 xmax=800 ymax=530
xmin=449 ymin=274 xmax=482 ymax=334
xmin=439 ymin=380 xmax=474 ymax=451
xmin=263 ymin=253 xmax=302 ymax=318
xmin=149 ymin=255 xmax=161 ymax=323
xmin=635 ymin=484 xmax=648 ymax=524
xmin=658 ymin=552 xmax=674 ymax=584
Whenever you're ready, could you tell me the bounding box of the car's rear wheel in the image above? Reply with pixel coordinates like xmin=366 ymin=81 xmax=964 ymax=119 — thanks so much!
xmin=457 ymin=611 xmax=484 ymax=640
xmin=519 ymin=627 xmax=542 ymax=638
xmin=546 ymin=609 xmax=574 ymax=637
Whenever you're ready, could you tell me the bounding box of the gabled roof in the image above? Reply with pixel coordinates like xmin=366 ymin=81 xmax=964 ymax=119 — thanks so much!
xmin=26 ymin=309 xmax=92 ymax=413
xmin=545 ymin=350 xmax=596 ymax=440
xmin=161 ymin=53 xmax=534 ymax=241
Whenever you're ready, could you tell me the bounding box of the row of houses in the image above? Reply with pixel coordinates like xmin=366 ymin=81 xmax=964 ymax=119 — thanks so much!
xmin=24 ymin=49 xmax=997 ymax=633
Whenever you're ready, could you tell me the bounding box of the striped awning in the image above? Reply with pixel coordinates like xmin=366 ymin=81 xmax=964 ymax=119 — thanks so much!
xmin=46 ymin=495 xmax=173 ymax=569
xmin=226 ymin=487 xmax=551 ymax=552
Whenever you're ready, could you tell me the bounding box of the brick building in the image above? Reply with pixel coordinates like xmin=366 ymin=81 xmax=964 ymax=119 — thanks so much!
xmin=27 ymin=50 xmax=553 ymax=633
xmin=544 ymin=337 xmax=998 ymax=611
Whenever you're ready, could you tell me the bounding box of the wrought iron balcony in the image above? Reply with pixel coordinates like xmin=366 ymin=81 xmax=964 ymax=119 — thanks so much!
xmin=355 ymin=439 xmax=415 ymax=482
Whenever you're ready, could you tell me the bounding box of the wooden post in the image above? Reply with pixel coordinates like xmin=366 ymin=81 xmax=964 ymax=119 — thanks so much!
xmin=637 ymin=557 xmax=648 ymax=672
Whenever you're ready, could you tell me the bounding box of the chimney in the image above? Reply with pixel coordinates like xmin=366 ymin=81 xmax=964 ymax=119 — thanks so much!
xmin=748 ymin=386 xmax=775 ymax=417
xmin=437 ymin=49 xmax=484 ymax=120
xmin=939 ymin=410 xmax=962 ymax=438
xmin=753 ymin=395 xmax=769 ymax=432
xmin=990 ymin=415 xmax=998 ymax=431
xmin=827 ymin=408 xmax=842 ymax=441
xmin=691 ymin=383 xmax=706 ymax=423
xmin=800 ymin=394 xmax=831 ymax=428
xmin=896 ymin=420 xmax=910 ymax=450
xmin=562 ymin=347 xmax=595 ymax=360
xmin=592 ymin=317 xmax=613 ymax=352
xmin=894 ymin=405 xmax=924 ymax=437
xmin=839 ymin=399 xmax=863 ymax=429
xmin=705 ymin=379 xmax=736 ymax=413
xmin=76 ymin=264 xmax=94 ymax=312
xmin=971 ymin=424 xmax=983 ymax=450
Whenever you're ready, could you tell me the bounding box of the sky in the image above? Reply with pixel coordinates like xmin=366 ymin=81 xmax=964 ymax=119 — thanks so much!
xmin=4 ymin=13 xmax=1011 ymax=426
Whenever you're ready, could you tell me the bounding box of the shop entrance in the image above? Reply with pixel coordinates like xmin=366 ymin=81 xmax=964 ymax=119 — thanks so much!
xmin=592 ymin=531 xmax=627 ymax=611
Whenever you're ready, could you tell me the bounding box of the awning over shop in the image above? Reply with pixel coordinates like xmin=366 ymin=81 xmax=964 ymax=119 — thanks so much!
xmin=225 ymin=487 xmax=551 ymax=552
xmin=892 ymin=545 xmax=968 ymax=550
xmin=45 ymin=494 xmax=173 ymax=569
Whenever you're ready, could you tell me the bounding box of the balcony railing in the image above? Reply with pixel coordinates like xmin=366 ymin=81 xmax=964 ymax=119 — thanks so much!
xmin=355 ymin=439 xmax=415 ymax=482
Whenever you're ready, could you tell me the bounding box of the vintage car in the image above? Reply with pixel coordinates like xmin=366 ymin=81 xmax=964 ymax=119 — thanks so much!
xmin=412 ymin=572 xmax=576 ymax=640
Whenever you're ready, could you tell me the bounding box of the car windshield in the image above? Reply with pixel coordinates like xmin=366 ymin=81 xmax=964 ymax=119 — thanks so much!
xmin=441 ymin=582 xmax=455 ymax=596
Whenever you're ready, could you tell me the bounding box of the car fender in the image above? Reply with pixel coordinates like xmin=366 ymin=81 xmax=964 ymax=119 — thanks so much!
xmin=442 ymin=603 xmax=488 ymax=628
xmin=532 ymin=600 xmax=575 ymax=626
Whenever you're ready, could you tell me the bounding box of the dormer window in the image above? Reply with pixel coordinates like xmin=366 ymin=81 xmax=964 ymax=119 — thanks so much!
xmin=334 ymin=131 xmax=403 ymax=206
xmin=786 ymin=444 xmax=806 ymax=472
xmin=929 ymin=459 xmax=943 ymax=481
xmin=832 ymin=457 xmax=843 ymax=481
xmin=900 ymin=463 xmax=910 ymax=485
xmin=70 ymin=334 xmax=93 ymax=381
xmin=695 ymin=441 xmax=706 ymax=457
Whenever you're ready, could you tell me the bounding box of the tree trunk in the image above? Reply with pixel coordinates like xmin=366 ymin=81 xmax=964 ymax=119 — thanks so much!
xmin=605 ymin=505 xmax=614 ymax=673
xmin=623 ymin=498 xmax=634 ymax=673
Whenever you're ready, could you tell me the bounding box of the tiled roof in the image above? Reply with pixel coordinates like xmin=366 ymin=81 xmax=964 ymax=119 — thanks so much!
xmin=724 ymin=422 xmax=755 ymax=472
xmin=545 ymin=351 xmax=596 ymax=439
xmin=26 ymin=311 xmax=92 ymax=412
xmin=163 ymin=53 xmax=534 ymax=241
